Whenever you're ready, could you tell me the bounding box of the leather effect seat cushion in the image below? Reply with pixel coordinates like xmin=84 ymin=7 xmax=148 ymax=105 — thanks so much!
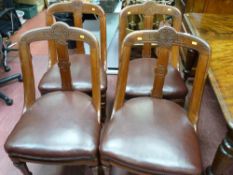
xmin=38 ymin=54 xmax=107 ymax=95
xmin=5 ymin=91 xmax=100 ymax=161
xmin=126 ymin=58 xmax=188 ymax=99
xmin=100 ymin=97 xmax=202 ymax=175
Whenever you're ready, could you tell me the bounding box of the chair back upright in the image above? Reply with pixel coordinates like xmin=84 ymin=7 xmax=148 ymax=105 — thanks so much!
xmin=47 ymin=0 xmax=106 ymax=70
xmin=19 ymin=22 xmax=101 ymax=119
xmin=119 ymin=1 xmax=181 ymax=68
xmin=114 ymin=26 xmax=210 ymax=126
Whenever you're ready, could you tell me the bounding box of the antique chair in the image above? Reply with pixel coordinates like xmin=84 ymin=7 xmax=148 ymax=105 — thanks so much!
xmin=119 ymin=1 xmax=188 ymax=105
xmin=5 ymin=22 xmax=102 ymax=175
xmin=100 ymin=26 xmax=210 ymax=175
xmin=38 ymin=0 xmax=107 ymax=121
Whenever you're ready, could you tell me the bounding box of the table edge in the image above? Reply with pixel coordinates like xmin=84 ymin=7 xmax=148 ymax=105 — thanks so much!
xmin=208 ymin=68 xmax=233 ymax=129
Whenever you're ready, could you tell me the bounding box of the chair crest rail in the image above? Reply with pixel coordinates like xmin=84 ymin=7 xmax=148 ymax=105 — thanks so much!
xmin=123 ymin=27 xmax=210 ymax=53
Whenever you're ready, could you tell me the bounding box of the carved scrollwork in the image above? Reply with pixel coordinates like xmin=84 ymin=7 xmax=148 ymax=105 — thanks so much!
xmin=143 ymin=1 xmax=157 ymax=15
xmin=58 ymin=60 xmax=71 ymax=71
xmin=158 ymin=26 xmax=178 ymax=47
xmin=72 ymin=0 xmax=83 ymax=10
xmin=154 ymin=64 xmax=167 ymax=77
xmin=47 ymin=22 xmax=70 ymax=45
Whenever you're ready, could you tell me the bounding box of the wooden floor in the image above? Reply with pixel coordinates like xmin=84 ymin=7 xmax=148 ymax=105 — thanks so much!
xmin=0 ymin=11 xmax=232 ymax=175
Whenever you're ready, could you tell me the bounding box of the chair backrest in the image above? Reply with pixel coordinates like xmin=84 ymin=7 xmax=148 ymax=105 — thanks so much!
xmin=114 ymin=26 xmax=210 ymax=126
xmin=47 ymin=0 xmax=106 ymax=70
xmin=119 ymin=1 xmax=182 ymax=68
xmin=18 ymin=22 xmax=101 ymax=120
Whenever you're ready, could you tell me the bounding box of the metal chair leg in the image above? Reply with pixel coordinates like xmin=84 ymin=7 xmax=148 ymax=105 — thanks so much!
xmin=0 ymin=91 xmax=13 ymax=105
xmin=0 ymin=73 xmax=22 ymax=105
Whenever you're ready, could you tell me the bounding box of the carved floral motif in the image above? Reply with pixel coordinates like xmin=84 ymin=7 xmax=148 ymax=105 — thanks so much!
xmin=157 ymin=27 xmax=177 ymax=47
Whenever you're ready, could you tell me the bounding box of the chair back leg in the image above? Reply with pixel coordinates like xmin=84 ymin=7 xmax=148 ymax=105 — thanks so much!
xmin=11 ymin=158 xmax=32 ymax=175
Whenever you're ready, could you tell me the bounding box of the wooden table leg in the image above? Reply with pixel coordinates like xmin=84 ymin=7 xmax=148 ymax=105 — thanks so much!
xmin=182 ymin=49 xmax=198 ymax=81
xmin=204 ymin=128 xmax=233 ymax=175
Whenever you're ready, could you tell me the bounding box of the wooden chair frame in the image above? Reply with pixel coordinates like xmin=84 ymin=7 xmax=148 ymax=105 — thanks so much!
xmin=47 ymin=0 xmax=107 ymax=71
xmin=9 ymin=22 xmax=101 ymax=175
xmin=119 ymin=1 xmax=182 ymax=68
xmin=44 ymin=0 xmax=107 ymax=122
xmin=101 ymin=26 xmax=210 ymax=175
xmin=115 ymin=26 xmax=210 ymax=127
xmin=20 ymin=22 xmax=101 ymax=119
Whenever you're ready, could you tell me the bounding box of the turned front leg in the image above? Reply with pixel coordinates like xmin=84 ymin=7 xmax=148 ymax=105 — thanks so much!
xmin=11 ymin=158 xmax=32 ymax=175
xmin=205 ymin=128 xmax=233 ymax=175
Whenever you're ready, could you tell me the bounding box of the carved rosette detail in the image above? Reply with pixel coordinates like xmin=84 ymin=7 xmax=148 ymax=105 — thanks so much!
xmin=143 ymin=1 xmax=156 ymax=15
xmin=158 ymin=27 xmax=178 ymax=47
xmin=50 ymin=23 xmax=70 ymax=45
xmin=72 ymin=0 xmax=83 ymax=8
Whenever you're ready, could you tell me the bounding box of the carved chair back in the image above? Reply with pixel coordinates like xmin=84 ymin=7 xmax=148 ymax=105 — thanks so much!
xmin=47 ymin=0 xmax=106 ymax=70
xmin=114 ymin=26 xmax=210 ymax=126
xmin=119 ymin=1 xmax=182 ymax=68
xmin=19 ymin=22 xmax=101 ymax=119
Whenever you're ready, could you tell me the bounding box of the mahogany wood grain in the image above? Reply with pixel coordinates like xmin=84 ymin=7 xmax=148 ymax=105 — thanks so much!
xmin=184 ymin=0 xmax=233 ymax=14
xmin=184 ymin=13 xmax=233 ymax=175
xmin=184 ymin=13 xmax=233 ymax=128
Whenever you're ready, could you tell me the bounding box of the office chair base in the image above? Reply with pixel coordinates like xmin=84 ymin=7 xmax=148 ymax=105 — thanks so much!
xmin=2 ymin=44 xmax=18 ymax=72
xmin=0 ymin=92 xmax=13 ymax=105
xmin=3 ymin=65 xmax=11 ymax=72
xmin=0 ymin=73 xmax=22 ymax=105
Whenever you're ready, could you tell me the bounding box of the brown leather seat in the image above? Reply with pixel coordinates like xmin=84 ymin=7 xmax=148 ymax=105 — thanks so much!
xmin=126 ymin=58 xmax=188 ymax=99
xmin=39 ymin=54 xmax=107 ymax=95
xmin=100 ymin=97 xmax=202 ymax=174
xmin=5 ymin=91 xmax=100 ymax=161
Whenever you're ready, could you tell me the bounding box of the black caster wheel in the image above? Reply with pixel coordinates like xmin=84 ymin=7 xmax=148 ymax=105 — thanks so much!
xmin=4 ymin=65 xmax=11 ymax=72
xmin=18 ymin=75 xmax=23 ymax=82
xmin=5 ymin=98 xmax=13 ymax=106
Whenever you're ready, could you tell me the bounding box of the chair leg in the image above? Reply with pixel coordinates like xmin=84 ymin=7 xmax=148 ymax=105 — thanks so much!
xmin=102 ymin=165 xmax=111 ymax=175
xmin=182 ymin=49 xmax=198 ymax=82
xmin=91 ymin=166 xmax=100 ymax=175
xmin=203 ymin=129 xmax=233 ymax=175
xmin=202 ymin=167 xmax=214 ymax=175
xmin=12 ymin=159 xmax=32 ymax=175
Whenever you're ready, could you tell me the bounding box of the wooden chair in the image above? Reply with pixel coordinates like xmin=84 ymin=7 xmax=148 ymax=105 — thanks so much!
xmin=4 ymin=22 xmax=102 ymax=175
xmin=38 ymin=0 xmax=107 ymax=121
xmin=119 ymin=1 xmax=187 ymax=105
xmin=100 ymin=26 xmax=210 ymax=175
